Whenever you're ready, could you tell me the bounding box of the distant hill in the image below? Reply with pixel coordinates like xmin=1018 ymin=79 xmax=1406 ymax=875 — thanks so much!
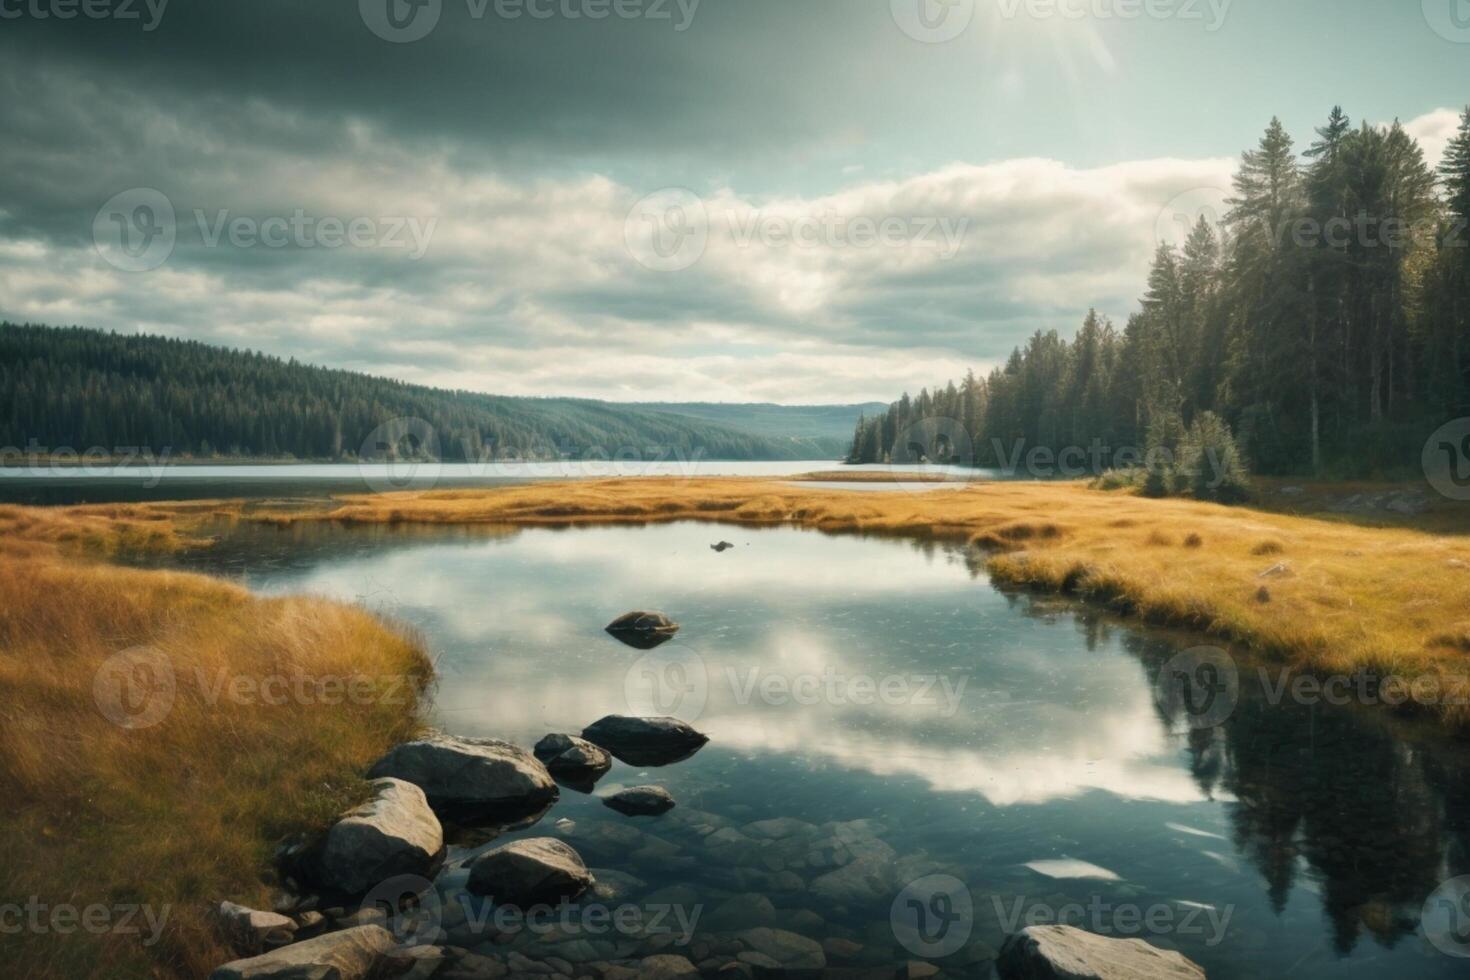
xmin=632 ymin=402 xmax=886 ymax=450
xmin=0 ymin=323 xmax=866 ymax=462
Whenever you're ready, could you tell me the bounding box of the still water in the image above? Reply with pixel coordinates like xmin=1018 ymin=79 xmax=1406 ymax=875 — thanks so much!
xmin=0 ymin=461 xmax=997 ymax=505
xmin=166 ymin=520 xmax=1470 ymax=978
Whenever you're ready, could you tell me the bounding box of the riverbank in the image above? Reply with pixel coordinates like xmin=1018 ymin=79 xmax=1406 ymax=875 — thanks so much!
xmin=244 ymin=476 xmax=1470 ymax=729
xmin=0 ymin=507 xmax=432 ymax=978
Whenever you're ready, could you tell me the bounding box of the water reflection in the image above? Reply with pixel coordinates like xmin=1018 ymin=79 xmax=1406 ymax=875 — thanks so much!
xmin=161 ymin=519 xmax=1470 ymax=977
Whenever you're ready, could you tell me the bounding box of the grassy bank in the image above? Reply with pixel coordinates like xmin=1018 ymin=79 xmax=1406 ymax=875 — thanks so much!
xmin=258 ymin=476 xmax=1470 ymax=727
xmin=0 ymin=508 xmax=432 ymax=978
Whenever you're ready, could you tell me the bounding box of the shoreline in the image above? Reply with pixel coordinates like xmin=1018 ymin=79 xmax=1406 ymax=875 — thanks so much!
xmin=235 ymin=476 xmax=1470 ymax=731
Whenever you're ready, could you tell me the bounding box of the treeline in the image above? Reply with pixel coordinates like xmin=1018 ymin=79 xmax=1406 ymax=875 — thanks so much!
xmin=0 ymin=323 xmax=835 ymax=461
xmin=851 ymin=107 xmax=1470 ymax=479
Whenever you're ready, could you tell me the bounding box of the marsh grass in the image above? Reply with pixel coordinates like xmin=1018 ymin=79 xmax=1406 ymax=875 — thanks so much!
xmin=0 ymin=509 xmax=432 ymax=978
xmin=257 ymin=476 xmax=1470 ymax=727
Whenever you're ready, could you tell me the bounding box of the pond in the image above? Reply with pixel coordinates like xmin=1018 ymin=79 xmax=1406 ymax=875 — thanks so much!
xmin=163 ymin=519 xmax=1470 ymax=978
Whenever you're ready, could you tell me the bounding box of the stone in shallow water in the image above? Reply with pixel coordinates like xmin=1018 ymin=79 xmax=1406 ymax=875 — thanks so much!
xmin=604 ymin=785 xmax=677 ymax=816
xmin=207 ymin=925 xmax=396 ymax=980
xmin=605 ymin=610 xmax=680 ymax=649
xmin=733 ymin=928 xmax=826 ymax=969
xmin=639 ymin=954 xmax=701 ymax=978
xmin=368 ymin=732 xmax=557 ymax=823
xmin=466 ymin=837 xmax=594 ymax=907
xmin=997 ymin=925 xmax=1206 ymax=979
xmin=317 ymin=777 xmax=443 ymax=896
xmin=533 ymin=733 xmax=613 ymax=784
xmin=581 ymin=715 xmax=709 ymax=766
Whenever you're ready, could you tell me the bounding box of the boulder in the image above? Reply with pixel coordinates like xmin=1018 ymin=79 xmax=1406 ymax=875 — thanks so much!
xmin=208 ymin=925 xmax=396 ymax=980
xmin=216 ymin=901 xmax=296 ymax=955
xmin=996 ymin=925 xmax=1206 ymax=980
xmin=605 ymin=611 xmax=680 ymax=649
xmin=368 ymin=733 xmax=557 ymax=822
xmin=639 ymin=954 xmax=700 ymax=978
xmin=466 ymin=838 xmax=594 ymax=906
xmin=581 ymin=715 xmax=708 ymax=767
xmin=603 ymin=785 xmax=677 ymax=817
xmin=317 ymin=778 xmax=443 ymax=896
xmin=533 ymin=733 xmax=613 ymax=783
xmin=733 ymin=928 xmax=825 ymax=969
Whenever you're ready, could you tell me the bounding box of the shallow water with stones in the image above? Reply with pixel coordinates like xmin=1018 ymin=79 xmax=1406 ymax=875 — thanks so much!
xmin=159 ymin=519 xmax=1470 ymax=979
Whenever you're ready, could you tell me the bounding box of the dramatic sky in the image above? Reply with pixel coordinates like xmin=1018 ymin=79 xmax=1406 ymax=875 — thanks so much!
xmin=1 ymin=0 xmax=1467 ymax=403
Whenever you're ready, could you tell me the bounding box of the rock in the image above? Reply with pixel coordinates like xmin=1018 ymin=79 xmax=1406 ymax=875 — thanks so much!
xmin=466 ymin=838 xmax=594 ymax=907
xmin=605 ymin=611 xmax=680 ymax=650
xmin=703 ymin=894 xmax=778 ymax=931
xmin=368 ymin=733 xmax=558 ymax=822
xmin=638 ymin=954 xmax=700 ymax=978
xmin=603 ymin=786 xmax=677 ymax=817
xmin=581 ymin=715 xmax=709 ymax=767
xmin=317 ymin=778 xmax=443 ymax=896
xmin=823 ymin=937 xmax=863 ymax=961
xmin=534 ymin=734 xmax=613 ymax=783
xmin=996 ymin=925 xmax=1206 ymax=980
xmin=208 ymin=925 xmax=396 ymax=980
xmin=711 ymin=542 xmax=735 ymax=553
xmin=216 ymin=901 xmax=297 ymax=955
xmin=733 ymin=928 xmax=825 ymax=969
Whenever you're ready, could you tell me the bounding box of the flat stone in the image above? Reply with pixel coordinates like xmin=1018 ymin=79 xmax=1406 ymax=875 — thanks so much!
xmin=638 ymin=954 xmax=700 ymax=979
xmin=369 ymin=733 xmax=558 ymax=822
xmin=733 ymin=928 xmax=825 ymax=969
xmin=466 ymin=838 xmax=594 ymax=907
xmin=216 ymin=901 xmax=296 ymax=955
xmin=318 ymin=778 xmax=443 ymax=895
xmin=581 ymin=716 xmax=709 ymax=767
xmin=603 ymin=785 xmax=677 ymax=817
xmin=996 ymin=925 xmax=1207 ymax=980
xmin=208 ymin=925 xmax=396 ymax=980
xmin=534 ymin=734 xmax=613 ymax=781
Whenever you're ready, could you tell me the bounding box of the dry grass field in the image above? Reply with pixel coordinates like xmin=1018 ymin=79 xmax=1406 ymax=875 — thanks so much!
xmin=0 ymin=506 xmax=432 ymax=978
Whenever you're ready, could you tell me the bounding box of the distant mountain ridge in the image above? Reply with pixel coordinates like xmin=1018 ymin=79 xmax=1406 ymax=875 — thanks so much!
xmin=0 ymin=323 xmax=870 ymax=462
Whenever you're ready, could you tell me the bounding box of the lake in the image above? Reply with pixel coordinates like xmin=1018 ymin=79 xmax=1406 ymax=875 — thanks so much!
xmin=0 ymin=461 xmax=996 ymax=505
xmin=150 ymin=517 xmax=1470 ymax=978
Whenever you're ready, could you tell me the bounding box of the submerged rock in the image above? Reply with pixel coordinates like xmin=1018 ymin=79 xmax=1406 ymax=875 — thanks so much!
xmin=534 ymin=733 xmax=613 ymax=785
xmin=581 ymin=715 xmax=709 ymax=767
xmin=368 ymin=733 xmax=557 ymax=823
xmin=466 ymin=837 xmax=595 ymax=907
xmin=216 ymin=901 xmax=296 ymax=955
xmin=605 ymin=611 xmax=680 ymax=649
xmin=317 ymin=778 xmax=443 ymax=896
xmin=208 ymin=924 xmax=396 ymax=980
xmin=711 ymin=542 xmax=735 ymax=553
xmin=997 ymin=925 xmax=1206 ymax=979
xmin=603 ymin=785 xmax=677 ymax=816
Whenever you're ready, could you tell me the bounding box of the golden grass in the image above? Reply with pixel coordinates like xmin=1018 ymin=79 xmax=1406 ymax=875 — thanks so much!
xmin=257 ymin=476 xmax=1470 ymax=726
xmin=0 ymin=510 xmax=432 ymax=978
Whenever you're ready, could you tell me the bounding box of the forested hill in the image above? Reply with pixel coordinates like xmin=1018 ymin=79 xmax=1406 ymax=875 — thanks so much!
xmin=0 ymin=323 xmax=859 ymax=461
xmin=851 ymin=107 xmax=1470 ymax=479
